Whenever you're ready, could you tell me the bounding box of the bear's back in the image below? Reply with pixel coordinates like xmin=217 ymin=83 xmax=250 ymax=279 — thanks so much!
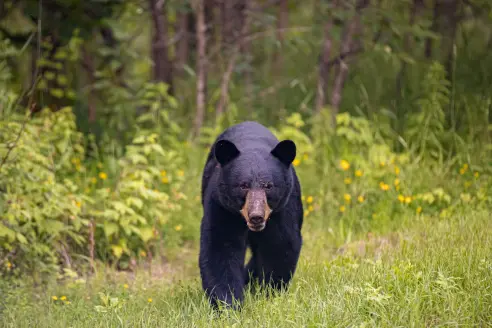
xmin=216 ymin=121 xmax=278 ymax=152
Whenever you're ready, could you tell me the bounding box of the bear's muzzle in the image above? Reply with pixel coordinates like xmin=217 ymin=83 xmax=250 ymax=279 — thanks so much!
xmin=240 ymin=189 xmax=272 ymax=232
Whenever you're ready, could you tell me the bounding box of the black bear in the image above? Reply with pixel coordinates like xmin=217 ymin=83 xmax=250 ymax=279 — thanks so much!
xmin=199 ymin=121 xmax=303 ymax=309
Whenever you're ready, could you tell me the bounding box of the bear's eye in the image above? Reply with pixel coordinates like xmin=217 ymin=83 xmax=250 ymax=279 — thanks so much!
xmin=239 ymin=182 xmax=250 ymax=190
xmin=263 ymin=182 xmax=274 ymax=190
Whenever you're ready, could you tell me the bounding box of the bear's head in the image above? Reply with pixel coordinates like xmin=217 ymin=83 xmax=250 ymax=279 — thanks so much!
xmin=214 ymin=139 xmax=296 ymax=232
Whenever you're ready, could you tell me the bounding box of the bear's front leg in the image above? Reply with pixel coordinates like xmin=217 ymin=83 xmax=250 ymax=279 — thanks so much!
xmin=199 ymin=213 xmax=247 ymax=310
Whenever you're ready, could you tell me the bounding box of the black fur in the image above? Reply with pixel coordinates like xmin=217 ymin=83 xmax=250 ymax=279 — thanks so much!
xmin=199 ymin=121 xmax=303 ymax=309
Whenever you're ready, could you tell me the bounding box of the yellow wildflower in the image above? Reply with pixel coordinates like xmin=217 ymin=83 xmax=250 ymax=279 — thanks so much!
xmin=394 ymin=178 xmax=400 ymax=186
xmin=60 ymin=296 xmax=67 ymax=301
xmin=355 ymin=170 xmax=363 ymax=177
xmin=6 ymin=261 xmax=12 ymax=268
xmin=75 ymin=201 xmax=82 ymax=208
xmin=148 ymin=298 xmax=153 ymax=303
xmin=304 ymin=210 xmax=310 ymax=217
xmin=394 ymin=166 xmax=400 ymax=175
xmin=340 ymin=160 xmax=350 ymax=171
xmin=344 ymin=193 xmax=352 ymax=203
xmin=140 ymin=250 xmax=147 ymax=257
xmin=177 ymin=170 xmax=185 ymax=177
xmin=339 ymin=205 xmax=346 ymax=213
xmin=357 ymin=195 xmax=365 ymax=203
xmin=308 ymin=205 xmax=314 ymax=212
xmin=98 ymin=172 xmax=107 ymax=180
xmin=459 ymin=168 xmax=466 ymax=175
xmin=161 ymin=176 xmax=169 ymax=184
xmin=123 ymin=284 xmax=129 ymax=289
xmin=293 ymin=158 xmax=301 ymax=167
xmin=174 ymin=224 xmax=182 ymax=231
xmin=379 ymin=161 xmax=386 ymax=167
xmin=65 ymin=301 xmax=71 ymax=305
xmin=160 ymin=170 xmax=167 ymax=177
xmin=405 ymin=196 xmax=412 ymax=204
xmin=397 ymin=194 xmax=405 ymax=203
xmin=52 ymin=296 xmax=58 ymax=301
xmin=344 ymin=177 xmax=352 ymax=185
xmin=463 ymin=163 xmax=469 ymax=170
xmin=379 ymin=182 xmax=390 ymax=191
xmin=306 ymin=196 xmax=313 ymax=204
xmin=416 ymin=206 xmax=422 ymax=214
xmin=474 ymin=172 xmax=479 ymax=178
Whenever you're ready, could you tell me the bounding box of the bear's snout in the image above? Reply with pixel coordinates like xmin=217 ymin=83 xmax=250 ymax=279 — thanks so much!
xmin=240 ymin=189 xmax=272 ymax=232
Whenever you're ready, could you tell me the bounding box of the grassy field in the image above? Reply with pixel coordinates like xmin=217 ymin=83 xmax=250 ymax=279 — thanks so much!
xmin=1 ymin=208 xmax=491 ymax=328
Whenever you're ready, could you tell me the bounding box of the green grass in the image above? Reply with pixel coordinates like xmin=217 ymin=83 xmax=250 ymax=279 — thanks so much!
xmin=1 ymin=209 xmax=491 ymax=327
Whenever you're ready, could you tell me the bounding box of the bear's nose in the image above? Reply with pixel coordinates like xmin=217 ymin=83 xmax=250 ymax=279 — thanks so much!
xmin=249 ymin=215 xmax=264 ymax=225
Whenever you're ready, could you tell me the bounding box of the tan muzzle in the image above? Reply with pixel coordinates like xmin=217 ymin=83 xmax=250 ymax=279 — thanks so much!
xmin=240 ymin=189 xmax=272 ymax=232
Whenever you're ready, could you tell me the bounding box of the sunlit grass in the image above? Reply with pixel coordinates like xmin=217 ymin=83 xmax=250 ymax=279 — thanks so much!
xmin=1 ymin=209 xmax=490 ymax=327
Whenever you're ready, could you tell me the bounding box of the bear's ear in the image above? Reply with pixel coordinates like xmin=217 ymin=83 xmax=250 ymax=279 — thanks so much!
xmin=215 ymin=139 xmax=240 ymax=166
xmin=271 ymin=140 xmax=296 ymax=166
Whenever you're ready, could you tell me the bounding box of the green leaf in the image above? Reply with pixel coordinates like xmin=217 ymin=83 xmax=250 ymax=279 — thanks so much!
xmin=103 ymin=222 xmax=119 ymax=238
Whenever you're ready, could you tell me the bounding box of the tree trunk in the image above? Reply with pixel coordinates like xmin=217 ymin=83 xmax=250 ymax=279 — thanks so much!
xmin=215 ymin=0 xmax=251 ymax=120
xmin=149 ymin=0 xmax=174 ymax=94
xmin=274 ymin=0 xmax=288 ymax=73
xmin=82 ymin=45 xmax=96 ymax=123
xmin=314 ymin=1 xmax=337 ymax=115
xmin=175 ymin=4 xmax=190 ymax=75
xmin=193 ymin=0 xmax=207 ymax=139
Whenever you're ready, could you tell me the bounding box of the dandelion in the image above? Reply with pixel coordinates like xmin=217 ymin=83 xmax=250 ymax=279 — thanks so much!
xmin=75 ymin=201 xmax=82 ymax=208
xmin=308 ymin=205 xmax=314 ymax=212
xmin=405 ymin=196 xmax=412 ymax=204
xmin=293 ymin=158 xmax=301 ymax=167
xmin=379 ymin=161 xmax=386 ymax=168
xmin=397 ymin=194 xmax=405 ymax=203
xmin=52 ymin=296 xmax=58 ymax=301
xmin=355 ymin=170 xmax=363 ymax=177
xmin=60 ymin=296 xmax=67 ymax=301
xmin=140 ymin=250 xmax=147 ymax=257
xmin=339 ymin=205 xmax=346 ymax=213
xmin=6 ymin=261 xmax=12 ymax=269
xmin=463 ymin=163 xmax=469 ymax=170
xmin=306 ymin=196 xmax=314 ymax=204
xmin=459 ymin=168 xmax=466 ymax=175
xmin=148 ymin=298 xmax=153 ymax=303
xmin=174 ymin=224 xmax=182 ymax=232
xmin=161 ymin=176 xmax=169 ymax=184
xmin=177 ymin=170 xmax=185 ymax=177
xmin=344 ymin=193 xmax=351 ymax=203
xmin=416 ymin=206 xmax=422 ymax=214
xmin=474 ymin=172 xmax=479 ymax=178
xmin=123 ymin=284 xmax=129 ymax=289
xmin=99 ymin=172 xmax=107 ymax=180
xmin=344 ymin=177 xmax=352 ymax=185
xmin=160 ymin=170 xmax=167 ymax=177
xmin=90 ymin=177 xmax=97 ymax=184
xmin=340 ymin=160 xmax=350 ymax=171
xmin=357 ymin=195 xmax=365 ymax=203
xmin=379 ymin=182 xmax=390 ymax=191
xmin=394 ymin=166 xmax=400 ymax=175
